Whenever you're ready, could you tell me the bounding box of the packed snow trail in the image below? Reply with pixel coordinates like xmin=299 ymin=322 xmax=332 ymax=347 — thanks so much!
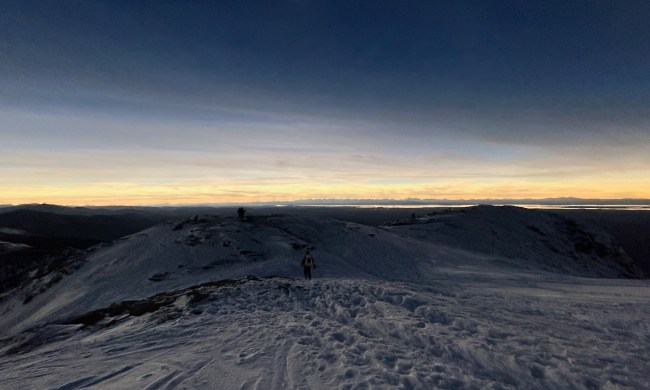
xmin=1 ymin=276 xmax=649 ymax=389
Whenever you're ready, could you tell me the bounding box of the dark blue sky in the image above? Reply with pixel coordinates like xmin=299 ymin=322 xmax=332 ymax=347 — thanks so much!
xmin=4 ymin=1 xmax=649 ymax=122
xmin=1 ymin=1 xmax=649 ymax=204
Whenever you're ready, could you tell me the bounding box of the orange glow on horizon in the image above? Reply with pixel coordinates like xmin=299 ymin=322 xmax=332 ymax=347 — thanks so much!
xmin=2 ymin=178 xmax=649 ymax=206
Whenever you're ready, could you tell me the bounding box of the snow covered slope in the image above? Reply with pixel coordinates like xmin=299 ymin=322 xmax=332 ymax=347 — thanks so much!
xmin=386 ymin=205 xmax=643 ymax=278
xmin=0 ymin=214 xmax=441 ymax=335
xmin=0 ymin=207 xmax=648 ymax=389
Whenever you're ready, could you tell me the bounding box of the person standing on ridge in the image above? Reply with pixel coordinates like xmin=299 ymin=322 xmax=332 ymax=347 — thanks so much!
xmin=301 ymin=249 xmax=316 ymax=280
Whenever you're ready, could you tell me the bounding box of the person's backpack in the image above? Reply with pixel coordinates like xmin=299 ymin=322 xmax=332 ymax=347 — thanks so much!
xmin=304 ymin=255 xmax=313 ymax=267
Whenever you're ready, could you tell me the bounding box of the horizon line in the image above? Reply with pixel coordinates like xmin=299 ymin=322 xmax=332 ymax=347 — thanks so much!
xmin=3 ymin=197 xmax=650 ymax=209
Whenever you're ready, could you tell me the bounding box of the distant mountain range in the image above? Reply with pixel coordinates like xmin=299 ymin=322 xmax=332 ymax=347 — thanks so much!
xmin=265 ymin=197 xmax=650 ymax=206
xmin=3 ymin=198 xmax=649 ymax=209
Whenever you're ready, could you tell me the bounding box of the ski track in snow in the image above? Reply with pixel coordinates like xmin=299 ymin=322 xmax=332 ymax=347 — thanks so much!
xmin=1 ymin=209 xmax=649 ymax=389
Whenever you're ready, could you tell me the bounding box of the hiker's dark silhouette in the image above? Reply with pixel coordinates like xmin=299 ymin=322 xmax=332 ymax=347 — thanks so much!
xmin=237 ymin=207 xmax=246 ymax=222
xmin=301 ymin=250 xmax=316 ymax=280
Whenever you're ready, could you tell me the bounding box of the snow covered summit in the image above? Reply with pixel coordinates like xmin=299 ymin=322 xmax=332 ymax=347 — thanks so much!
xmin=0 ymin=206 xmax=648 ymax=389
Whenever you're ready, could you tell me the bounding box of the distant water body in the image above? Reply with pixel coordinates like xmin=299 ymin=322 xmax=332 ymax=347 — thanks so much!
xmin=293 ymin=204 xmax=650 ymax=211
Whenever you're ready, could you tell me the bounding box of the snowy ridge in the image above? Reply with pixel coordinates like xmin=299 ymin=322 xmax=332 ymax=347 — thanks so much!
xmin=0 ymin=206 xmax=648 ymax=389
xmin=0 ymin=213 xmax=448 ymax=336
xmin=386 ymin=205 xmax=643 ymax=278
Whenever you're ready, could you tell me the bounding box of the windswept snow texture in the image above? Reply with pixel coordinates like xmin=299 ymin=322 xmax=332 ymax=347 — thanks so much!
xmin=0 ymin=241 xmax=31 ymax=254
xmin=0 ymin=206 xmax=648 ymax=389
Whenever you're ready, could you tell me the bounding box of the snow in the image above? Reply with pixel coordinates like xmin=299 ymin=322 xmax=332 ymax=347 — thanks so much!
xmin=385 ymin=205 xmax=642 ymax=278
xmin=0 ymin=241 xmax=31 ymax=254
xmin=0 ymin=227 xmax=28 ymax=235
xmin=0 ymin=207 xmax=648 ymax=389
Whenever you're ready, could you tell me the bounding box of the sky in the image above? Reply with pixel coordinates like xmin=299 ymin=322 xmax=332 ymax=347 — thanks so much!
xmin=1 ymin=0 xmax=649 ymax=205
